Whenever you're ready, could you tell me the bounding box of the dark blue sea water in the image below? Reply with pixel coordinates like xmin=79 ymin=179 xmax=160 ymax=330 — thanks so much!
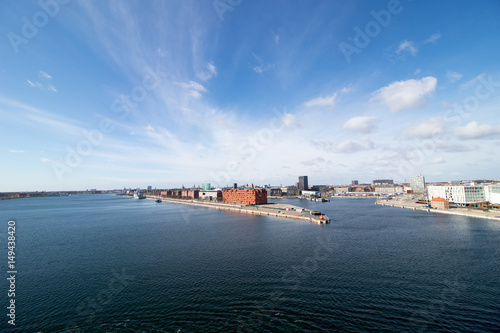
xmin=1 ymin=194 xmax=499 ymax=332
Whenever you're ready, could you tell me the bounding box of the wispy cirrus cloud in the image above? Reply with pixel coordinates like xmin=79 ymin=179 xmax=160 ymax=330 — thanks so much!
xmin=304 ymin=92 xmax=337 ymax=108
xmin=424 ymin=33 xmax=441 ymax=44
xmin=396 ymin=40 xmax=417 ymax=56
xmin=446 ymin=71 xmax=462 ymax=83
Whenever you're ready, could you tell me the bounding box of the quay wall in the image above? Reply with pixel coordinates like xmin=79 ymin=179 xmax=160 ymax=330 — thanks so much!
xmin=376 ymin=201 xmax=500 ymax=221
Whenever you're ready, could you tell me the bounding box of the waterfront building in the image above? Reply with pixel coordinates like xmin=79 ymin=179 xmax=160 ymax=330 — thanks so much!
xmin=373 ymin=185 xmax=404 ymax=194
xmin=335 ymin=186 xmax=352 ymax=193
xmin=430 ymin=197 xmax=450 ymax=210
xmin=199 ymin=190 xmax=222 ymax=201
xmin=181 ymin=190 xmax=199 ymax=199
xmin=352 ymin=180 xmax=359 ymax=186
xmin=298 ymin=176 xmax=308 ymax=192
xmin=427 ymin=185 xmax=487 ymax=207
xmin=485 ymin=185 xmax=500 ymax=205
xmin=223 ymin=189 xmax=267 ymax=205
xmin=285 ymin=186 xmax=298 ymax=196
xmin=147 ymin=185 xmax=152 ymax=192
xmin=410 ymin=176 xmax=426 ymax=194
xmin=302 ymin=190 xmax=320 ymax=197
xmin=372 ymin=179 xmax=394 ymax=185
xmin=267 ymin=187 xmax=282 ymax=197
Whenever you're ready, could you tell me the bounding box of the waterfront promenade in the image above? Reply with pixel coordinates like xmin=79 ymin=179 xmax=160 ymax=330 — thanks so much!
xmin=146 ymin=196 xmax=330 ymax=224
xmin=376 ymin=199 xmax=500 ymax=221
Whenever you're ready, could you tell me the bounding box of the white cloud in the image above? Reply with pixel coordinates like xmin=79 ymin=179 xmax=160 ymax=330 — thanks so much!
xmin=459 ymin=73 xmax=486 ymax=90
xmin=26 ymin=79 xmax=56 ymax=92
xmin=343 ymin=116 xmax=378 ymax=133
xmin=340 ymin=85 xmax=352 ymax=94
xmin=304 ymin=92 xmax=337 ymax=108
xmin=26 ymin=79 xmax=43 ymax=89
xmin=428 ymin=157 xmax=445 ymax=165
xmin=197 ymin=62 xmax=217 ymax=81
xmin=446 ymin=71 xmax=462 ymax=83
xmin=144 ymin=125 xmax=155 ymax=131
xmin=176 ymin=81 xmax=206 ymax=92
xmin=252 ymin=54 xmax=274 ymax=74
xmin=312 ymin=137 xmax=374 ymax=154
xmin=39 ymin=70 xmax=52 ymax=79
xmin=176 ymin=80 xmax=206 ymax=98
xmin=401 ymin=117 xmax=447 ymax=139
xmin=454 ymin=121 xmax=500 ymax=139
xmin=189 ymin=90 xmax=203 ymax=99
xmin=253 ymin=64 xmax=275 ymax=74
xmin=336 ymin=138 xmax=374 ymax=153
xmin=274 ymin=34 xmax=280 ymax=44
xmin=396 ymin=40 xmax=417 ymax=56
xmin=9 ymin=150 xmax=24 ymax=153
xmin=424 ymin=33 xmax=441 ymax=44
xmin=40 ymin=157 xmax=54 ymax=163
xmin=373 ymin=76 xmax=437 ymax=112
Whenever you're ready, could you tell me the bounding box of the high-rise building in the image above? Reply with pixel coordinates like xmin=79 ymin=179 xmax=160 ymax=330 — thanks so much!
xmin=410 ymin=175 xmax=425 ymax=194
xmin=352 ymin=180 xmax=359 ymax=186
xmin=147 ymin=186 xmax=152 ymax=191
xmin=298 ymin=176 xmax=308 ymax=191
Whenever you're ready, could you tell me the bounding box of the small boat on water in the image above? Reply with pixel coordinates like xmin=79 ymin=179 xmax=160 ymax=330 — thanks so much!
xmin=155 ymin=199 xmax=162 ymax=203
xmin=134 ymin=192 xmax=145 ymax=199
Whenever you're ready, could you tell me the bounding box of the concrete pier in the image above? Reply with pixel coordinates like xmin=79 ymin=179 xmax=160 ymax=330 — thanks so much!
xmin=146 ymin=196 xmax=331 ymax=224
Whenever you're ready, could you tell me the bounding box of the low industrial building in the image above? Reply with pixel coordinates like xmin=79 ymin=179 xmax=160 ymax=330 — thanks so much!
xmin=181 ymin=190 xmax=199 ymax=199
xmin=430 ymin=197 xmax=450 ymax=210
xmin=267 ymin=187 xmax=283 ymax=197
xmin=199 ymin=190 xmax=222 ymax=201
xmin=223 ymin=189 xmax=267 ymax=205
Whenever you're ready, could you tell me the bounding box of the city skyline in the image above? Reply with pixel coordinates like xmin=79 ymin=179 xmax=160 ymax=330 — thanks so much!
xmin=1 ymin=1 xmax=500 ymax=192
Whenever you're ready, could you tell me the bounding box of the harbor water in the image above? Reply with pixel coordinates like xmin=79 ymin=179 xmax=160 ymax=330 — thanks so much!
xmin=1 ymin=194 xmax=499 ymax=332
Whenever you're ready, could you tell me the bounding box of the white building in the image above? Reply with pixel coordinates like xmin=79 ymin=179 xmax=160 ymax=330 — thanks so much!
xmin=373 ymin=186 xmax=404 ymax=193
xmin=485 ymin=185 xmax=500 ymax=205
xmin=410 ymin=175 xmax=425 ymax=194
xmin=302 ymin=190 xmax=320 ymax=197
xmin=427 ymin=186 xmax=487 ymax=207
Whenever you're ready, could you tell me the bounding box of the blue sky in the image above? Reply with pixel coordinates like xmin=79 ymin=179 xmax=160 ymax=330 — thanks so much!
xmin=1 ymin=0 xmax=499 ymax=191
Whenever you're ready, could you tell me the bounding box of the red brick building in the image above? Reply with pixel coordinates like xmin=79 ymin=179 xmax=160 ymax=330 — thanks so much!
xmin=223 ymin=189 xmax=268 ymax=205
xmin=431 ymin=197 xmax=450 ymax=210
